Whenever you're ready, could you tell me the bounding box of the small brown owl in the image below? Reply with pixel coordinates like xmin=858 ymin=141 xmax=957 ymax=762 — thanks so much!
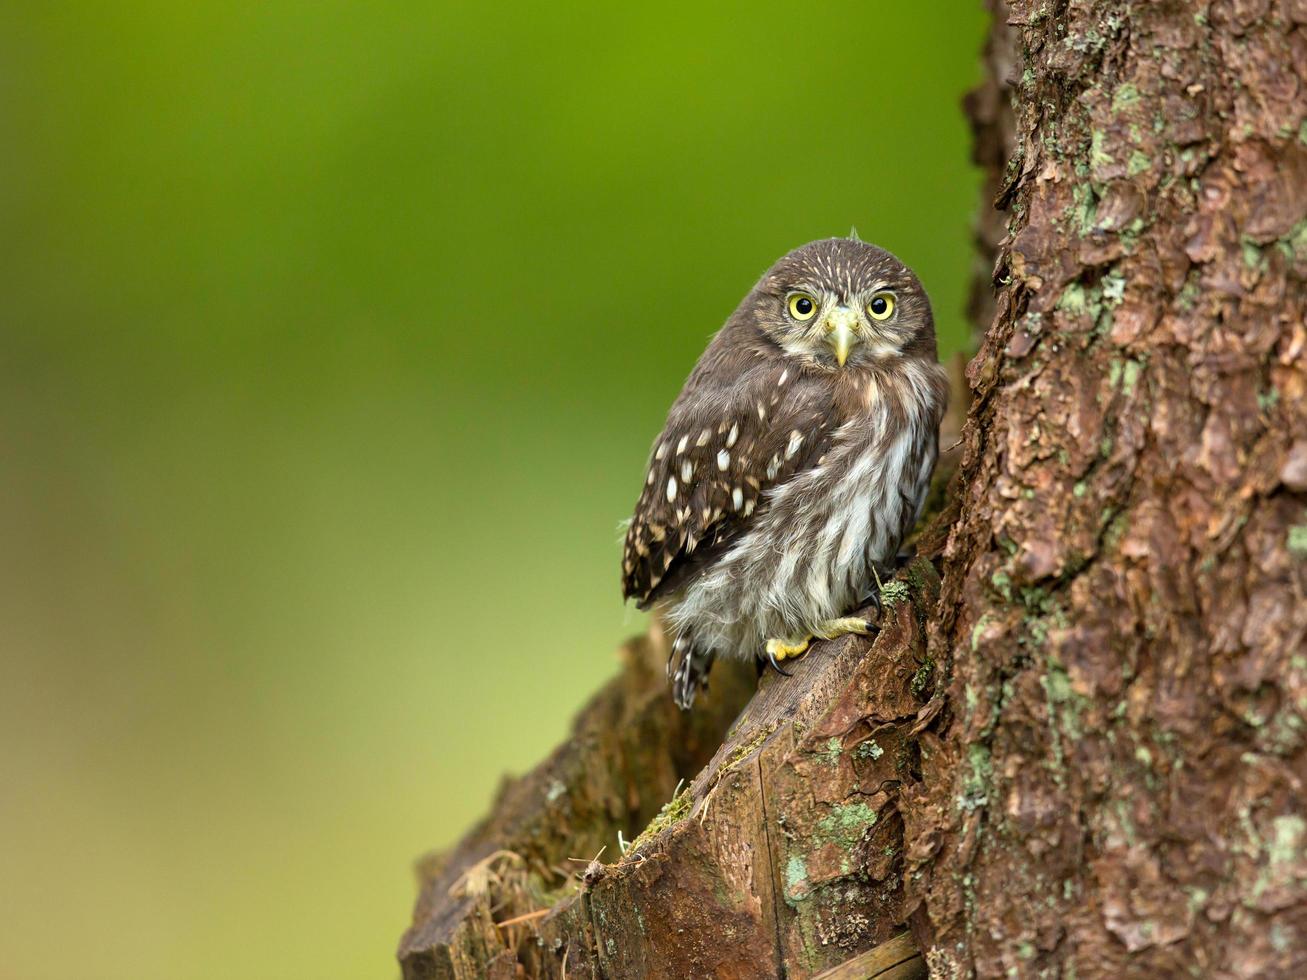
xmin=621 ymin=237 xmax=948 ymax=708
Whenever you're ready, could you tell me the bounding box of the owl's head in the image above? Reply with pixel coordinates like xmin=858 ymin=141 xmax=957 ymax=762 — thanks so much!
xmin=743 ymin=238 xmax=936 ymax=370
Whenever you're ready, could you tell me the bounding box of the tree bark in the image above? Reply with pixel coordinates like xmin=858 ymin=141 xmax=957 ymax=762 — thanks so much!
xmin=906 ymin=1 xmax=1307 ymax=976
xmin=399 ymin=2 xmax=1306 ymax=976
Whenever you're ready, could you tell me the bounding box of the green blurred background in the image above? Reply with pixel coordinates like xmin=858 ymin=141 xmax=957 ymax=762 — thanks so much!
xmin=0 ymin=3 xmax=985 ymax=978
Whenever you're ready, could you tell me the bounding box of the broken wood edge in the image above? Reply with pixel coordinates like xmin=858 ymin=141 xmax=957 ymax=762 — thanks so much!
xmin=396 ymin=627 xmax=757 ymax=977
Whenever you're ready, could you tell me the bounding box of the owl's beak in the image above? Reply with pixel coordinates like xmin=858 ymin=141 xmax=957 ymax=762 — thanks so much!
xmin=824 ymin=307 xmax=858 ymax=367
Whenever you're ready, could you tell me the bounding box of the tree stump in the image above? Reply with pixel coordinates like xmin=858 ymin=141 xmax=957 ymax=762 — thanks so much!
xmin=398 ymin=555 xmax=946 ymax=980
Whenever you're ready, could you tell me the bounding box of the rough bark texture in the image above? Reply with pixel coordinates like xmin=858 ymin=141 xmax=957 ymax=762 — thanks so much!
xmin=400 ymin=3 xmax=1306 ymax=976
xmin=905 ymin=2 xmax=1307 ymax=977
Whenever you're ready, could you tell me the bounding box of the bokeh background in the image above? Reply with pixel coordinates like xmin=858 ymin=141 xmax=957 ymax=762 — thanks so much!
xmin=0 ymin=4 xmax=985 ymax=978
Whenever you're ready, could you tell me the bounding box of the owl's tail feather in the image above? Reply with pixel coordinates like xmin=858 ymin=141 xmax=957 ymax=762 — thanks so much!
xmin=667 ymin=635 xmax=714 ymax=711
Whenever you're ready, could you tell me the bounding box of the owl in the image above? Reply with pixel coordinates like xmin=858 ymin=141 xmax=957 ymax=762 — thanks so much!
xmin=621 ymin=237 xmax=949 ymax=709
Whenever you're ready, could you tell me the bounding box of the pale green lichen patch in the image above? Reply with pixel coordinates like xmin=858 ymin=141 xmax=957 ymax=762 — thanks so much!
xmin=1288 ymin=525 xmax=1307 ymax=556
xmin=1268 ymin=814 xmax=1305 ymax=867
xmin=879 ymin=580 xmax=910 ymax=607
xmin=1057 ymin=281 xmax=1091 ymax=315
xmin=1111 ymin=82 xmax=1139 ymax=112
xmin=1122 ymin=360 xmax=1143 ymax=394
xmin=784 ymin=853 xmax=810 ymax=902
xmin=1102 ymin=271 xmax=1126 ymax=305
xmin=855 ymin=739 xmax=884 ymax=761
xmin=990 ymin=570 xmax=1014 ymax=602
xmin=819 ymin=736 xmax=843 ymax=766
xmin=971 ymin=612 xmax=999 ymax=651
xmin=1108 ymin=357 xmax=1144 ymax=395
xmin=1127 ymin=149 xmax=1151 ymax=175
xmin=1252 ymin=814 xmax=1307 ymax=903
xmin=960 ymin=743 xmax=992 ymax=811
xmin=1068 ymin=183 xmax=1099 ymax=236
xmin=815 ymin=801 xmax=879 ymax=849
xmin=1090 ymin=129 xmax=1115 ymax=169
xmin=911 ymin=660 xmax=934 ymax=697
xmin=1278 ymin=223 xmax=1307 ymax=266
xmin=1242 ymin=237 xmax=1267 ymax=271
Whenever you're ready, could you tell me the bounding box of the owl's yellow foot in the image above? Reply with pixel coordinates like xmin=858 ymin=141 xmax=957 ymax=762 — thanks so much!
xmin=765 ymin=635 xmax=812 ymax=662
xmin=763 ymin=618 xmax=875 ymax=675
xmin=814 ymin=616 xmax=874 ymax=640
xmin=762 ymin=635 xmax=811 ymax=677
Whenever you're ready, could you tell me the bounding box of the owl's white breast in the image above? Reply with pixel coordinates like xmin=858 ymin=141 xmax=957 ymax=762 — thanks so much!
xmin=666 ymin=369 xmax=939 ymax=660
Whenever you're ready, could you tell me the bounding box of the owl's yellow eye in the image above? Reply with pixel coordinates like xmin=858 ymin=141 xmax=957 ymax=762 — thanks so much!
xmin=867 ymin=292 xmax=895 ymax=320
xmin=788 ymin=293 xmax=818 ymax=320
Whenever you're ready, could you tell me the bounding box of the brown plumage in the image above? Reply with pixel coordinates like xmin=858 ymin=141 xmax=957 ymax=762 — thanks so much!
xmin=622 ymin=238 xmax=948 ymax=708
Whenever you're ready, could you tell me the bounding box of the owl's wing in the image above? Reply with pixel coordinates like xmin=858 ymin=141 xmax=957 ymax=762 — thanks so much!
xmin=621 ymin=362 xmax=835 ymax=608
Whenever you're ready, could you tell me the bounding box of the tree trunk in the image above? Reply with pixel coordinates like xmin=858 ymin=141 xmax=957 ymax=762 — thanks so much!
xmin=906 ymin=1 xmax=1307 ymax=975
xmin=399 ymin=2 xmax=1307 ymax=976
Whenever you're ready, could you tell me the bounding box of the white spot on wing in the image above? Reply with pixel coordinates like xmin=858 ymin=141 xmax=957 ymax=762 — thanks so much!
xmin=717 ymin=449 xmax=730 ymax=471
xmin=676 ymin=434 xmax=689 ymax=455
xmin=731 ymin=487 xmax=744 ymax=510
xmin=681 ymin=460 xmax=693 ymax=483
xmin=786 ymin=430 xmax=803 ymax=459
xmin=666 ymin=476 xmax=678 ymax=502
xmin=726 ymin=422 xmax=739 ymax=448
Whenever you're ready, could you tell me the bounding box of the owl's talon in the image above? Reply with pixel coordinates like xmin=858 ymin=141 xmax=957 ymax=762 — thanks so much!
xmin=764 ymin=649 xmax=793 ymax=676
xmin=765 ymin=635 xmax=813 ymax=663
